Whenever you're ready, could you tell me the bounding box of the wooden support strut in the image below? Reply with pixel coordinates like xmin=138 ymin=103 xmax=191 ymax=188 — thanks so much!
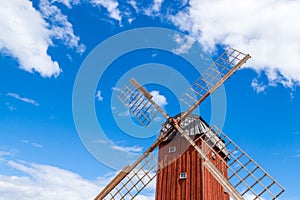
xmin=171 ymin=119 xmax=244 ymax=200
xmin=130 ymin=78 xmax=170 ymax=120
xmin=179 ymin=54 xmax=251 ymax=122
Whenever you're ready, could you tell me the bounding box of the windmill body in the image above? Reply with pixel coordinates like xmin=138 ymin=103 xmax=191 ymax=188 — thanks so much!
xmin=156 ymin=114 xmax=229 ymax=200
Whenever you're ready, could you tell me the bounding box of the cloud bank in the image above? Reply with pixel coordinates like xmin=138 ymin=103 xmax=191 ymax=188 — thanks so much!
xmin=0 ymin=159 xmax=155 ymax=200
xmin=169 ymin=0 xmax=300 ymax=88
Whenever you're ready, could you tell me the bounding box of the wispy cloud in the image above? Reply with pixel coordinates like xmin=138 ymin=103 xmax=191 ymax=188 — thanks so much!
xmin=152 ymin=0 xmax=164 ymax=12
xmin=22 ymin=139 xmax=43 ymax=148
xmin=91 ymin=0 xmax=122 ymax=23
xmin=6 ymin=93 xmax=39 ymax=106
xmin=251 ymin=78 xmax=267 ymax=93
xmin=172 ymin=34 xmax=195 ymax=54
xmin=144 ymin=0 xmax=164 ymax=16
xmin=169 ymin=0 xmax=300 ymax=88
xmin=96 ymin=90 xmax=104 ymax=102
xmin=39 ymin=0 xmax=85 ymax=54
xmin=111 ymin=87 xmax=120 ymax=91
xmin=32 ymin=143 xmax=43 ymax=148
xmin=0 ymin=151 xmax=12 ymax=157
xmin=111 ymin=144 xmax=143 ymax=153
xmin=51 ymin=0 xmax=80 ymax=9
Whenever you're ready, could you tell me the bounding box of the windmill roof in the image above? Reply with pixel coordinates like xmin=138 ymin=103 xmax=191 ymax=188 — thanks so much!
xmin=159 ymin=113 xmax=229 ymax=157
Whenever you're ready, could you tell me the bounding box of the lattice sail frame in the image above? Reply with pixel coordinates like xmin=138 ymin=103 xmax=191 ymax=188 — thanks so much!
xmin=117 ymin=80 xmax=159 ymax=127
xmin=95 ymin=48 xmax=285 ymax=200
xmin=99 ymin=152 xmax=159 ymax=200
xmin=181 ymin=48 xmax=247 ymax=108
xmin=189 ymin=121 xmax=285 ymax=199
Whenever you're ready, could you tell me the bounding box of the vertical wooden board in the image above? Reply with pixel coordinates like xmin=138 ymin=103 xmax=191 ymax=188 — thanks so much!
xmin=185 ymin=149 xmax=191 ymax=200
xmin=161 ymin=154 xmax=167 ymax=200
xmin=176 ymin=154 xmax=182 ymax=200
xmin=191 ymin=149 xmax=196 ymax=200
xmin=155 ymin=169 xmax=161 ymax=200
xmin=170 ymin=156 xmax=175 ymax=200
xmin=181 ymin=153 xmax=186 ymax=200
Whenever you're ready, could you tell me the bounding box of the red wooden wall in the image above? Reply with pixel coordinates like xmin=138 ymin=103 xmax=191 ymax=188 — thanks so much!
xmin=155 ymin=132 xmax=229 ymax=200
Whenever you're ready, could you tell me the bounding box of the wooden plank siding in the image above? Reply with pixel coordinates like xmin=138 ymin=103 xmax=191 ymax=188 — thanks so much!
xmin=156 ymin=133 xmax=229 ymax=200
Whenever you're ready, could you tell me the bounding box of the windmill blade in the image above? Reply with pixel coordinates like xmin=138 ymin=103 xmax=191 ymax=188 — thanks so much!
xmin=171 ymin=117 xmax=284 ymax=199
xmin=206 ymin=126 xmax=285 ymax=199
xmin=94 ymin=125 xmax=176 ymax=200
xmin=95 ymin=152 xmax=158 ymax=200
xmin=117 ymin=78 xmax=169 ymax=127
xmin=187 ymin=123 xmax=284 ymax=199
xmin=180 ymin=48 xmax=251 ymax=121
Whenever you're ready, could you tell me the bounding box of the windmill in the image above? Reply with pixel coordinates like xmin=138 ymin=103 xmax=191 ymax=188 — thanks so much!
xmin=94 ymin=48 xmax=285 ymax=200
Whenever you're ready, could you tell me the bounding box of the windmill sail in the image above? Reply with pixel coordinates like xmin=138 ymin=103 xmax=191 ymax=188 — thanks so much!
xmin=118 ymin=78 xmax=169 ymax=127
xmin=170 ymin=115 xmax=285 ymax=199
xmin=94 ymin=125 xmax=176 ymax=200
xmin=180 ymin=48 xmax=250 ymax=121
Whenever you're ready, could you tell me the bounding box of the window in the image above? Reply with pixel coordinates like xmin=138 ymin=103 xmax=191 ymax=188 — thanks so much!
xmin=179 ymin=172 xmax=187 ymax=179
xmin=169 ymin=146 xmax=176 ymax=153
xmin=211 ymin=151 xmax=216 ymax=160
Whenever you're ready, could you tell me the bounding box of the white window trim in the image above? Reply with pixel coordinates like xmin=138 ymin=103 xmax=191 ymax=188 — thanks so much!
xmin=179 ymin=172 xmax=187 ymax=179
xmin=169 ymin=146 xmax=176 ymax=153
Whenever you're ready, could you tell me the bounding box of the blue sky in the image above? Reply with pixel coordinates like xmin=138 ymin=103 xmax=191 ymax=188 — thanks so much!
xmin=0 ymin=0 xmax=300 ymax=199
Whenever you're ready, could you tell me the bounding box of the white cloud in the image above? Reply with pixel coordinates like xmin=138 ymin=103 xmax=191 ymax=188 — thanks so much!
xmin=21 ymin=139 xmax=43 ymax=148
xmin=172 ymin=34 xmax=195 ymax=54
xmin=31 ymin=143 xmax=43 ymax=148
xmin=169 ymin=0 xmax=300 ymax=88
xmin=39 ymin=0 xmax=85 ymax=54
xmin=0 ymin=0 xmax=61 ymax=77
xmin=111 ymin=87 xmax=120 ymax=91
xmin=96 ymin=90 xmax=104 ymax=101
xmin=143 ymin=0 xmax=164 ymax=16
xmin=152 ymin=0 xmax=164 ymax=12
xmin=6 ymin=93 xmax=39 ymax=107
xmin=111 ymin=144 xmax=143 ymax=153
xmin=0 ymin=159 xmax=156 ymax=200
xmin=51 ymin=0 xmax=80 ymax=9
xmin=150 ymin=91 xmax=168 ymax=107
xmin=128 ymin=0 xmax=138 ymax=12
xmin=91 ymin=0 xmax=122 ymax=22
xmin=0 ymin=160 xmax=101 ymax=200
xmin=251 ymin=78 xmax=267 ymax=93
xmin=0 ymin=151 xmax=12 ymax=158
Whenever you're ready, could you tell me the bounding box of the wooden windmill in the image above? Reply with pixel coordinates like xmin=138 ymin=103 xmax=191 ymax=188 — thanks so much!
xmin=94 ymin=48 xmax=285 ymax=200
